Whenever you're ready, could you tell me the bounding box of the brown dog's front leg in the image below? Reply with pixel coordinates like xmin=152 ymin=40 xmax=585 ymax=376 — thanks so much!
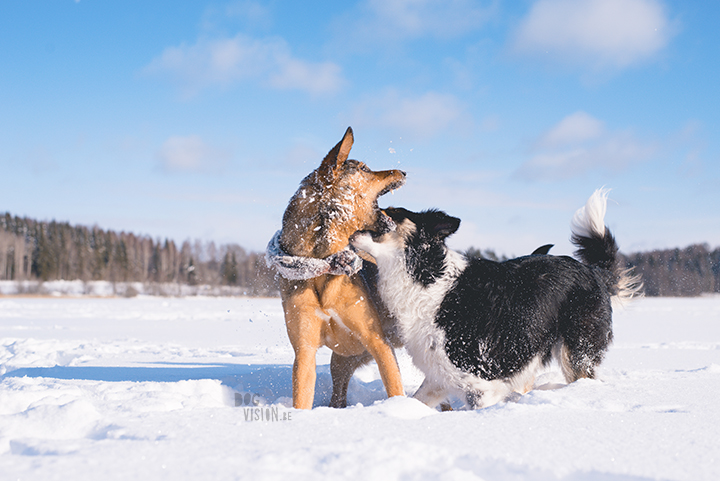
xmin=329 ymin=351 xmax=373 ymax=408
xmin=292 ymin=346 xmax=318 ymax=410
xmin=281 ymin=281 xmax=325 ymax=410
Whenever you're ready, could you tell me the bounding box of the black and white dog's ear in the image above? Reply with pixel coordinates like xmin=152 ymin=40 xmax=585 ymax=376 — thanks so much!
xmin=433 ymin=213 xmax=460 ymax=239
xmin=531 ymin=244 xmax=554 ymax=256
xmin=377 ymin=210 xmax=397 ymax=233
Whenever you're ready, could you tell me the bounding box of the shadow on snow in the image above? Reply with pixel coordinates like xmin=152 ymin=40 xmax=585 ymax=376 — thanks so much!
xmin=1 ymin=362 xmax=388 ymax=408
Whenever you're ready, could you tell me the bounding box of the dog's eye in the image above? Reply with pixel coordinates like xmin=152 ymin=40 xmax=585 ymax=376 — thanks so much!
xmin=360 ymin=164 xmax=371 ymax=173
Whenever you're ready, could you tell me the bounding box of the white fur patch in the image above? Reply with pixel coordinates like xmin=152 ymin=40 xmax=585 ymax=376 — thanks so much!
xmin=570 ymin=189 xmax=644 ymax=303
xmin=571 ymin=188 xmax=609 ymax=238
xmin=326 ymin=308 xmax=349 ymax=332
xmin=363 ymin=233 xmax=486 ymax=407
xmin=315 ymin=308 xmax=331 ymax=324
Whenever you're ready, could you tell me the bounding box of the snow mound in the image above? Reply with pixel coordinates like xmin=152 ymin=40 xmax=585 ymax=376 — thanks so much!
xmin=363 ymin=395 xmax=439 ymax=419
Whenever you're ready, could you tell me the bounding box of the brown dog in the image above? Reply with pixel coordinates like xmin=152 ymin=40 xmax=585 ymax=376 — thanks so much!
xmin=268 ymin=127 xmax=406 ymax=409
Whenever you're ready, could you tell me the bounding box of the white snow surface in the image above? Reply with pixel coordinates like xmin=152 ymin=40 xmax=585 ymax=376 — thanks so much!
xmin=1 ymin=294 xmax=719 ymax=480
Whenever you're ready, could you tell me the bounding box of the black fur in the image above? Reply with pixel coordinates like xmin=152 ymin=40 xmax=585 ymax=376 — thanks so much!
xmin=531 ymin=244 xmax=554 ymax=255
xmin=572 ymin=231 xmax=618 ymax=273
xmin=385 ymin=208 xmax=460 ymax=287
xmin=435 ymin=254 xmax=613 ymax=381
xmin=384 ymin=207 xmax=620 ymax=386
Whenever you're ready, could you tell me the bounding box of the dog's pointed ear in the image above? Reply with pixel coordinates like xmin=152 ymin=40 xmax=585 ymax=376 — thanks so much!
xmin=531 ymin=244 xmax=554 ymax=256
xmin=318 ymin=127 xmax=354 ymax=180
xmin=376 ymin=209 xmax=397 ymax=233
xmin=433 ymin=213 xmax=460 ymax=239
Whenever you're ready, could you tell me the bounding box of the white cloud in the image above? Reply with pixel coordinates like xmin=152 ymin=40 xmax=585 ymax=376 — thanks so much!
xmin=350 ymin=90 xmax=469 ymax=138
xmin=336 ymin=0 xmax=496 ymax=46
xmin=156 ymin=135 xmax=230 ymax=173
xmin=200 ymin=1 xmax=274 ymax=33
xmin=144 ymin=34 xmax=344 ymax=97
xmin=381 ymin=92 xmax=466 ymax=135
xmin=516 ymin=112 xmax=657 ymax=180
xmin=224 ymin=1 xmax=272 ymax=27
xmin=511 ymin=0 xmax=674 ymax=70
xmin=268 ymin=56 xmax=343 ymax=94
xmin=536 ymin=111 xmax=605 ymax=148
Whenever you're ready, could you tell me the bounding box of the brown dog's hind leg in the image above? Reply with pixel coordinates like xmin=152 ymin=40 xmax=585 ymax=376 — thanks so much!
xmin=329 ymin=351 xmax=373 ymax=408
xmin=362 ymin=335 xmax=405 ymax=399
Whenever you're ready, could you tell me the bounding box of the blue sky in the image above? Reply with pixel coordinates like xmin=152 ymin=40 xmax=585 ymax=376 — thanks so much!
xmin=1 ymin=0 xmax=718 ymax=257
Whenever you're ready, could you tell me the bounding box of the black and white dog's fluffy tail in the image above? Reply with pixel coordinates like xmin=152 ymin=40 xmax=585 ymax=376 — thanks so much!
xmin=570 ymin=189 xmax=642 ymax=303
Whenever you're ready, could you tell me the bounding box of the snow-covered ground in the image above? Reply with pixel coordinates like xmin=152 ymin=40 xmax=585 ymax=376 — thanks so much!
xmin=0 ymin=279 xmax=253 ymax=298
xmin=1 ymin=294 xmax=718 ymax=480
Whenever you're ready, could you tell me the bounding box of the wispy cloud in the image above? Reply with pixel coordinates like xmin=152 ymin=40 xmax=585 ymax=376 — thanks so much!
xmin=510 ymin=0 xmax=675 ymax=71
xmin=334 ymin=0 xmax=497 ymax=47
xmin=144 ymin=34 xmax=344 ymax=97
xmin=349 ymin=90 xmax=470 ymax=138
xmin=156 ymin=135 xmax=230 ymax=173
xmin=223 ymin=1 xmax=273 ymax=28
xmin=515 ymin=111 xmax=657 ymax=180
xmin=536 ymin=111 xmax=605 ymax=149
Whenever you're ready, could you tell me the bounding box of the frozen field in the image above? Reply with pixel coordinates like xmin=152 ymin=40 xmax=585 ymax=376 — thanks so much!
xmin=1 ymin=294 xmax=719 ymax=480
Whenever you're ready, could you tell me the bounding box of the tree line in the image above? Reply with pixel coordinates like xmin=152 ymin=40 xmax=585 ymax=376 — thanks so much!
xmin=620 ymin=245 xmax=720 ymax=297
xmin=2 ymin=212 xmax=719 ymax=297
xmin=0 ymin=213 xmax=278 ymax=296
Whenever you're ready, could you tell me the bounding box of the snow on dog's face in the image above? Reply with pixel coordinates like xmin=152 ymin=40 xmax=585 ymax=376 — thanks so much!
xmin=351 ymin=208 xmax=461 ymax=286
xmin=280 ymin=127 xmax=406 ymax=259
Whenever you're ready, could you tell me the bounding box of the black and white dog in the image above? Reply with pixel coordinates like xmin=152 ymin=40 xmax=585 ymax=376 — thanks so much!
xmin=350 ymin=189 xmax=641 ymax=409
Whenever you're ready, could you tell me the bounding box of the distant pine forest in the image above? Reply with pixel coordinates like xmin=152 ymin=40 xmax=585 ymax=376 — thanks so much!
xmin=2 ymin=212 xmax=719 ymax=297
xmin=0 ymin=213 xmax=277 ymax=296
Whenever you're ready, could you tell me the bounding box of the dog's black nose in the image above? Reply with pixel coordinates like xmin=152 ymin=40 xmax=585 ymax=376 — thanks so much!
xmin=400 ymin=170 xmax=407 ymax=176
